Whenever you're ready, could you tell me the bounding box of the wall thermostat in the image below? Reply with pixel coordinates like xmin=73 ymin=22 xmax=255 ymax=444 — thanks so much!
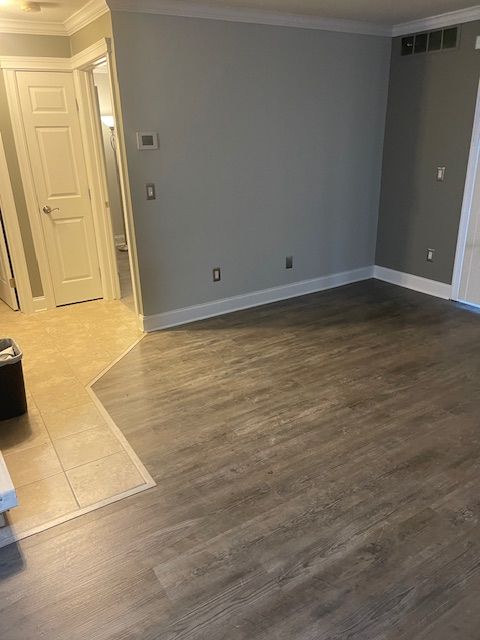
xmin=136 ymin=132 xmax=159 ymax=150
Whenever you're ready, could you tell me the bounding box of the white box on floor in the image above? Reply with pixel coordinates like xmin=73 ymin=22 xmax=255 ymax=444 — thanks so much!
xmin=0 ymin=452 xmax=17 ymax=524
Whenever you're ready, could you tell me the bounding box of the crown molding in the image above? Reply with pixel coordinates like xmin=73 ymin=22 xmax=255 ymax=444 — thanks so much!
xmin=0 ymin=0 xmax=479 ymax=40
xmin=65 ymin=0 xmax=109 ymax=36
xmin=102 ymin=0 xmax=480 ymax=37
xmin=392 ymin=5 xmax=480 ymax=37
xmin=0 ymin=17 xmax=67 ymax=36
xmin=106 ymin=0 xmax=391 ymax=36
xmin=0 ymin=0 xmax=108 ymax=37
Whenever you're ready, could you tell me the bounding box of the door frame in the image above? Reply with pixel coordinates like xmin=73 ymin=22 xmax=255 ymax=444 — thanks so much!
xmin=0 ymin=131 xmax=33 ymax=313
xmin=0 ymin=39 xmax=143 ymax=320
xmin=452 ymin=77 xmax=480 ymax=302
xmin=73 ymin=49 xmax=121 ymax=303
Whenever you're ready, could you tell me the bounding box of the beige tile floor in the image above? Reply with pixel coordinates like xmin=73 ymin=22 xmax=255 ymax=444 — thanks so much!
xmin=0 ymin=298 xmax=155 ymax=548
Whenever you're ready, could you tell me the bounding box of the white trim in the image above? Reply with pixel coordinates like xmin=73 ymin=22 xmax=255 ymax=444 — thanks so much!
xmin=0 ymin=39 xmax=111 ymax=71
xmin=373 ymin=266 xmax=452 ymax=300
xmin=65 ymin=0 xmax=109 ymax=36
xmin=86 ymin=337 xmax=155 ymax=489
xmin=32 ymin=296 xmax=48 ymax=312
xmin=452 ymin=78 xmax=480 ymax=302
xmin=0 ymin=132 xmax=33 ymax=313
xmin=0 ymin=1 xmax=478 ymax=38
xmin=392 ymin=5 xmax=480 ymax=36
xmin=74 ymin=53 xmax=121 ymax=302
xmin=108 ymin=0 xmax=390 ymax=36
xmin=141 ymin=266 xmax=374 ymax=331
xmin=106 ymin=39 xmax=144 ymax=321
xmin=106 ymin=1 xmax=480 ymax=37
xmin=0 ymin=56 xmax=71 ymax=71
xmin=71 ymin=38 xmax=111 ymax=70
xmin=73 ymin=39 xmax=142 ymax=318
xmin=0 ymin=19 xmax=66 ymax=36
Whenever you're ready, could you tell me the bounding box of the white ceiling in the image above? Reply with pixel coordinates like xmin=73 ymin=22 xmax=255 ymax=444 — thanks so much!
xmin=185 ymin=0 xmax=480 ymax=25
xmin=0 ymin=0 xmax=86 ymax=23
xmin=0 ymin=0 xmax=479 ymax=36
xmin=0 ymin=0 xmax=108 ymax=34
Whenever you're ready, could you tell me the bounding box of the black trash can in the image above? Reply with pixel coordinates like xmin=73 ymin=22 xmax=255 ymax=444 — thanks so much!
xmin=0 ymin=338 xmax=27 ymax=421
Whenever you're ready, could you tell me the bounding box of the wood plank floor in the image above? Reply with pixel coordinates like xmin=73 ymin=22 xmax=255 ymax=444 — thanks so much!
xmin=2 ymin=279 xmax=480 ymax=639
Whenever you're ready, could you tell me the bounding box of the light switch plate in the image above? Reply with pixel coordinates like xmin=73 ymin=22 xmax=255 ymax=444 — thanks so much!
xmin=146 ymin=183 xmax=156 ymax=200
xmin=436 ymin=166 xmax=446 ymax=182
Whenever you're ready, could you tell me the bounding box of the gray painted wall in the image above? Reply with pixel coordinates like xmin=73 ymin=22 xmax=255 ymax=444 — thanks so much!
xmin=111 ymin=12 xmax=391 ymax=316
xmin=376 ymin=21 xmax=480 ymax=284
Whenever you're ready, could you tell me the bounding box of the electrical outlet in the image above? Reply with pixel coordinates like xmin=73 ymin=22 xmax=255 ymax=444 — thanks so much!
xmin=285 ymin=256 xmax=293 ymax=269
xmin=212 ymin=267 xmax=221 ymax=282
xmin=436 ymin=167 xmax=446 ymax=182
xmin=426 ymin=248 xmax=435 ymax=262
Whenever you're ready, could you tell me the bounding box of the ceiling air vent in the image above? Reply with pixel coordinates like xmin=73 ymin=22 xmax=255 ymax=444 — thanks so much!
xmin=401 ymin=27 xmax=459 ymax=56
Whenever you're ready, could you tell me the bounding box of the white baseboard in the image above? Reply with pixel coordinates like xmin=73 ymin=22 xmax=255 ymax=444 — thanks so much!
xmin=141 ymin=264 xmax=453 ymax=332
xmin=141 ymin=266 xmax=374 ymax=331
xmin=373 ymin=265 xmax=452 ymax=300
xmin=32 ymin=295 xmax=48 ymax=312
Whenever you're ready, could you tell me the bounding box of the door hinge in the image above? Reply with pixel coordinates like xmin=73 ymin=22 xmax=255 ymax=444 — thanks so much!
xmin=9 ymin=277 xmax=15 ymax=289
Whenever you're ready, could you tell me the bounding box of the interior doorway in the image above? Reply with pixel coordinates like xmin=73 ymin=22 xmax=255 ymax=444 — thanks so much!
xmin=0 ymin=41 xmax=140 ymax=320
xmin=91 ymin=61 xmax=134 ymax=313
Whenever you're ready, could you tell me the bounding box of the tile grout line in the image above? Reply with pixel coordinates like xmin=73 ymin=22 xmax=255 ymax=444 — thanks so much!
xmin=0 ymin=300 xmax=155 ymax=549
xmin=48 ymin=435 xmax=82 ymax=510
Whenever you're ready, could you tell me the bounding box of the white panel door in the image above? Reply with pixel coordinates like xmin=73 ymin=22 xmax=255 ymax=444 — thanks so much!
xmin=16 ymin=71 xmax=102 ymax=307
xmin=0 ymin=210 xmax=18 ymax=310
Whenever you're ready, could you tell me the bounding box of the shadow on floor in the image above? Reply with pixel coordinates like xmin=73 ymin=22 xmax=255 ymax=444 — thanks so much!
xmin=0 ymin=411 xmax=35 ymax=451
xmin=0 ymin=541 xmax=24 ymax=579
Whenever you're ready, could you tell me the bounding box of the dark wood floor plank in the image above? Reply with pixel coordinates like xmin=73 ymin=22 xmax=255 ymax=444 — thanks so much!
xmin=2 ymin=280 xmax=480 ymax=638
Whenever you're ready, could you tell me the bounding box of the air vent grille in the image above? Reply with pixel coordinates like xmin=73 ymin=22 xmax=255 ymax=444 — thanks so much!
xmin=401 ymin=27 xmax=459 ymax=56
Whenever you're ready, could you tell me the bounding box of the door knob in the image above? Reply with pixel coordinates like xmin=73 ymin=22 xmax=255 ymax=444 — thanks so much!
xmin=42 ymin=205 xmax=60 ymax=214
